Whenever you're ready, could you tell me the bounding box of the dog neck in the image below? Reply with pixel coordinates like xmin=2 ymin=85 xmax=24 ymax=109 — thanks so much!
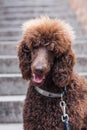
xmin=34 ymin=75 xmax=66 ymax=98
xmin=32 ymin=75 xmax=68 ymax=95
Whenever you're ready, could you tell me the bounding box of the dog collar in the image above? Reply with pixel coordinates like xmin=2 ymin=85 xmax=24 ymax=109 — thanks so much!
xmin=34 ymin=86 xmax=67 ymax=98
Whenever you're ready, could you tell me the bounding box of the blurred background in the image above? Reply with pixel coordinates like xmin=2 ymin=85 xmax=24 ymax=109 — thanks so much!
xmin=0 ymin=0 xmax=87 ymax=129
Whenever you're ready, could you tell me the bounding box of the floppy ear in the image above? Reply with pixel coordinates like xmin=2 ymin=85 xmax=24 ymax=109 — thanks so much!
xmin=52 ymin=47 xmax=76 ymax=87
xmin=17 ymin=40 xmax=31 ymax=80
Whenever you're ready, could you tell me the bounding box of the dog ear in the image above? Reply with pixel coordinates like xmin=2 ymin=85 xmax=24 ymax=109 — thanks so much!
xmin=17 ymin=40 xmax=31 ymax=80
xmin=52 ymin=47 xmax=76 ymax=87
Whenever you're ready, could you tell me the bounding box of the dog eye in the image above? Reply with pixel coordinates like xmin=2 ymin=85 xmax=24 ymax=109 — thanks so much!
xmin=48 ymin=50 xmax=54 ymax=56
xmin=23 ymin=44 xmax=30 ymax=53
xmin=33 ymin=46 xmax=39 ymax=50
xmin=31 ymin=48 xmax=38 ymax=56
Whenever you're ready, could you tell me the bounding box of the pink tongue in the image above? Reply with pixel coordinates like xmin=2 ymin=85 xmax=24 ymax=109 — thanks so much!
xmin=32 ymin=74 xmax=45 ymax=83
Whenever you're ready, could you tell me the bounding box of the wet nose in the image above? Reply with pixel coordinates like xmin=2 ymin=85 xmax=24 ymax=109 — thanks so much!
xmin=34 ymin=66 xmax=44 ymax=74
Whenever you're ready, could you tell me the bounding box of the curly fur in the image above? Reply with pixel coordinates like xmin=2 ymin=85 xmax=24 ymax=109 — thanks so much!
xmin=18 ymin=17 xmax=87 ymax=130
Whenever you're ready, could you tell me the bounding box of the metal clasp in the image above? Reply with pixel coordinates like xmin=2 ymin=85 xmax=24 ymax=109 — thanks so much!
xmin=60 ymin=95 xmax=69 ymax=122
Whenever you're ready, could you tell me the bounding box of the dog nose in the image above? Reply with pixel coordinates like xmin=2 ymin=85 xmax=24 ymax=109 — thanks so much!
xmin=34 ymin=66 xmax=44 ymax=74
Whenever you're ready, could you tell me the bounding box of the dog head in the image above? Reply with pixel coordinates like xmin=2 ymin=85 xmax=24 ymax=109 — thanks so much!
xmin=18 ymin=16 xmax=75 ymax=88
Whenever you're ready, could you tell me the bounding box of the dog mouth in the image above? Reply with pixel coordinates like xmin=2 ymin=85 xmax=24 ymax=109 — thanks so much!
xmin=32 ymin=73 xmax=45 ymax=84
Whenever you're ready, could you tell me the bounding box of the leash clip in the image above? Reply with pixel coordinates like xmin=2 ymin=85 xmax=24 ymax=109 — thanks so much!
xmin=60 ymin=100 xmax=69 ymax=122
xmin=60 ymin=93 xmax=70 ymax=130
xmin=60 ymin=95 xmax=69 ymax=122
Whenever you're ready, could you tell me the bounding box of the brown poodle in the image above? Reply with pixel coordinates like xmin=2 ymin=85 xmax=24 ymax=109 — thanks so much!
xmin=18 ymin=17 xmax=87 ymax=130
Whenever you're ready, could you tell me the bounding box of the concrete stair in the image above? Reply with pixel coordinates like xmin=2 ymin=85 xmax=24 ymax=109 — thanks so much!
xmin=0 ymin=0 xmax=87 ymax=129
xmin=0 ymin=124 xmax=23 ymax=130
xmin=0 ymin=74 xmax=27 ymax=95
xmin=0 ymin=95 xmax=24 ymax=123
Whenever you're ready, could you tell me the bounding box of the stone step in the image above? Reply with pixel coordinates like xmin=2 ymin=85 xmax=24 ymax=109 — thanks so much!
xmin=0 ymin=0 xmax=70 ymax=7
xmin=0 ymin=41 xmax=87 ymax=55
xmin=79 ymin=72 xmax=87 ymax=78
xmin=0 ymin=21 xmax=23 ymax=27
xmin=0 ymin=5 xmax=71 ymax=14
xmin=0 ymin=17 xmax=84 ymax=28
xmin=0 ymin=3 xmax=73 ymax=11
xmin=0 ymin=56 xmax=20 ymax=73
xmin=72 ymin=42 xmax=87 ymax=55
xmin=0 ymin=124 xmax=23 ymax=130
xmin=0 ymin=31 xmax=20 ymax=38
xmin=0 ymin=42 xmax=17 ymax=55
xmin=0 ymin=11 xmax=74 ymax=20
xmin=0 ymin=28 xmax=20 ymax=32
xmin=0 ymin=15 xmax=80 ymax=23
xmin=0 ymin=55 xmax=87 ymax=73
xmin=0 ymin=74 xmax=27 ymax=95
xmin=0 ymin=95 xmax=25 ymax=123
xmin=0 ymin=0 xmax=86 ymax=41
xmin=0 ymin=36 xmax=20 ymax=41
xmin=75 ymin=55 xmax=87 ymax=72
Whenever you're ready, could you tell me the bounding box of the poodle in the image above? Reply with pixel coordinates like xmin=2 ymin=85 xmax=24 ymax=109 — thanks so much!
xmin=18 ymin=17 xmax=87 ymax=130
